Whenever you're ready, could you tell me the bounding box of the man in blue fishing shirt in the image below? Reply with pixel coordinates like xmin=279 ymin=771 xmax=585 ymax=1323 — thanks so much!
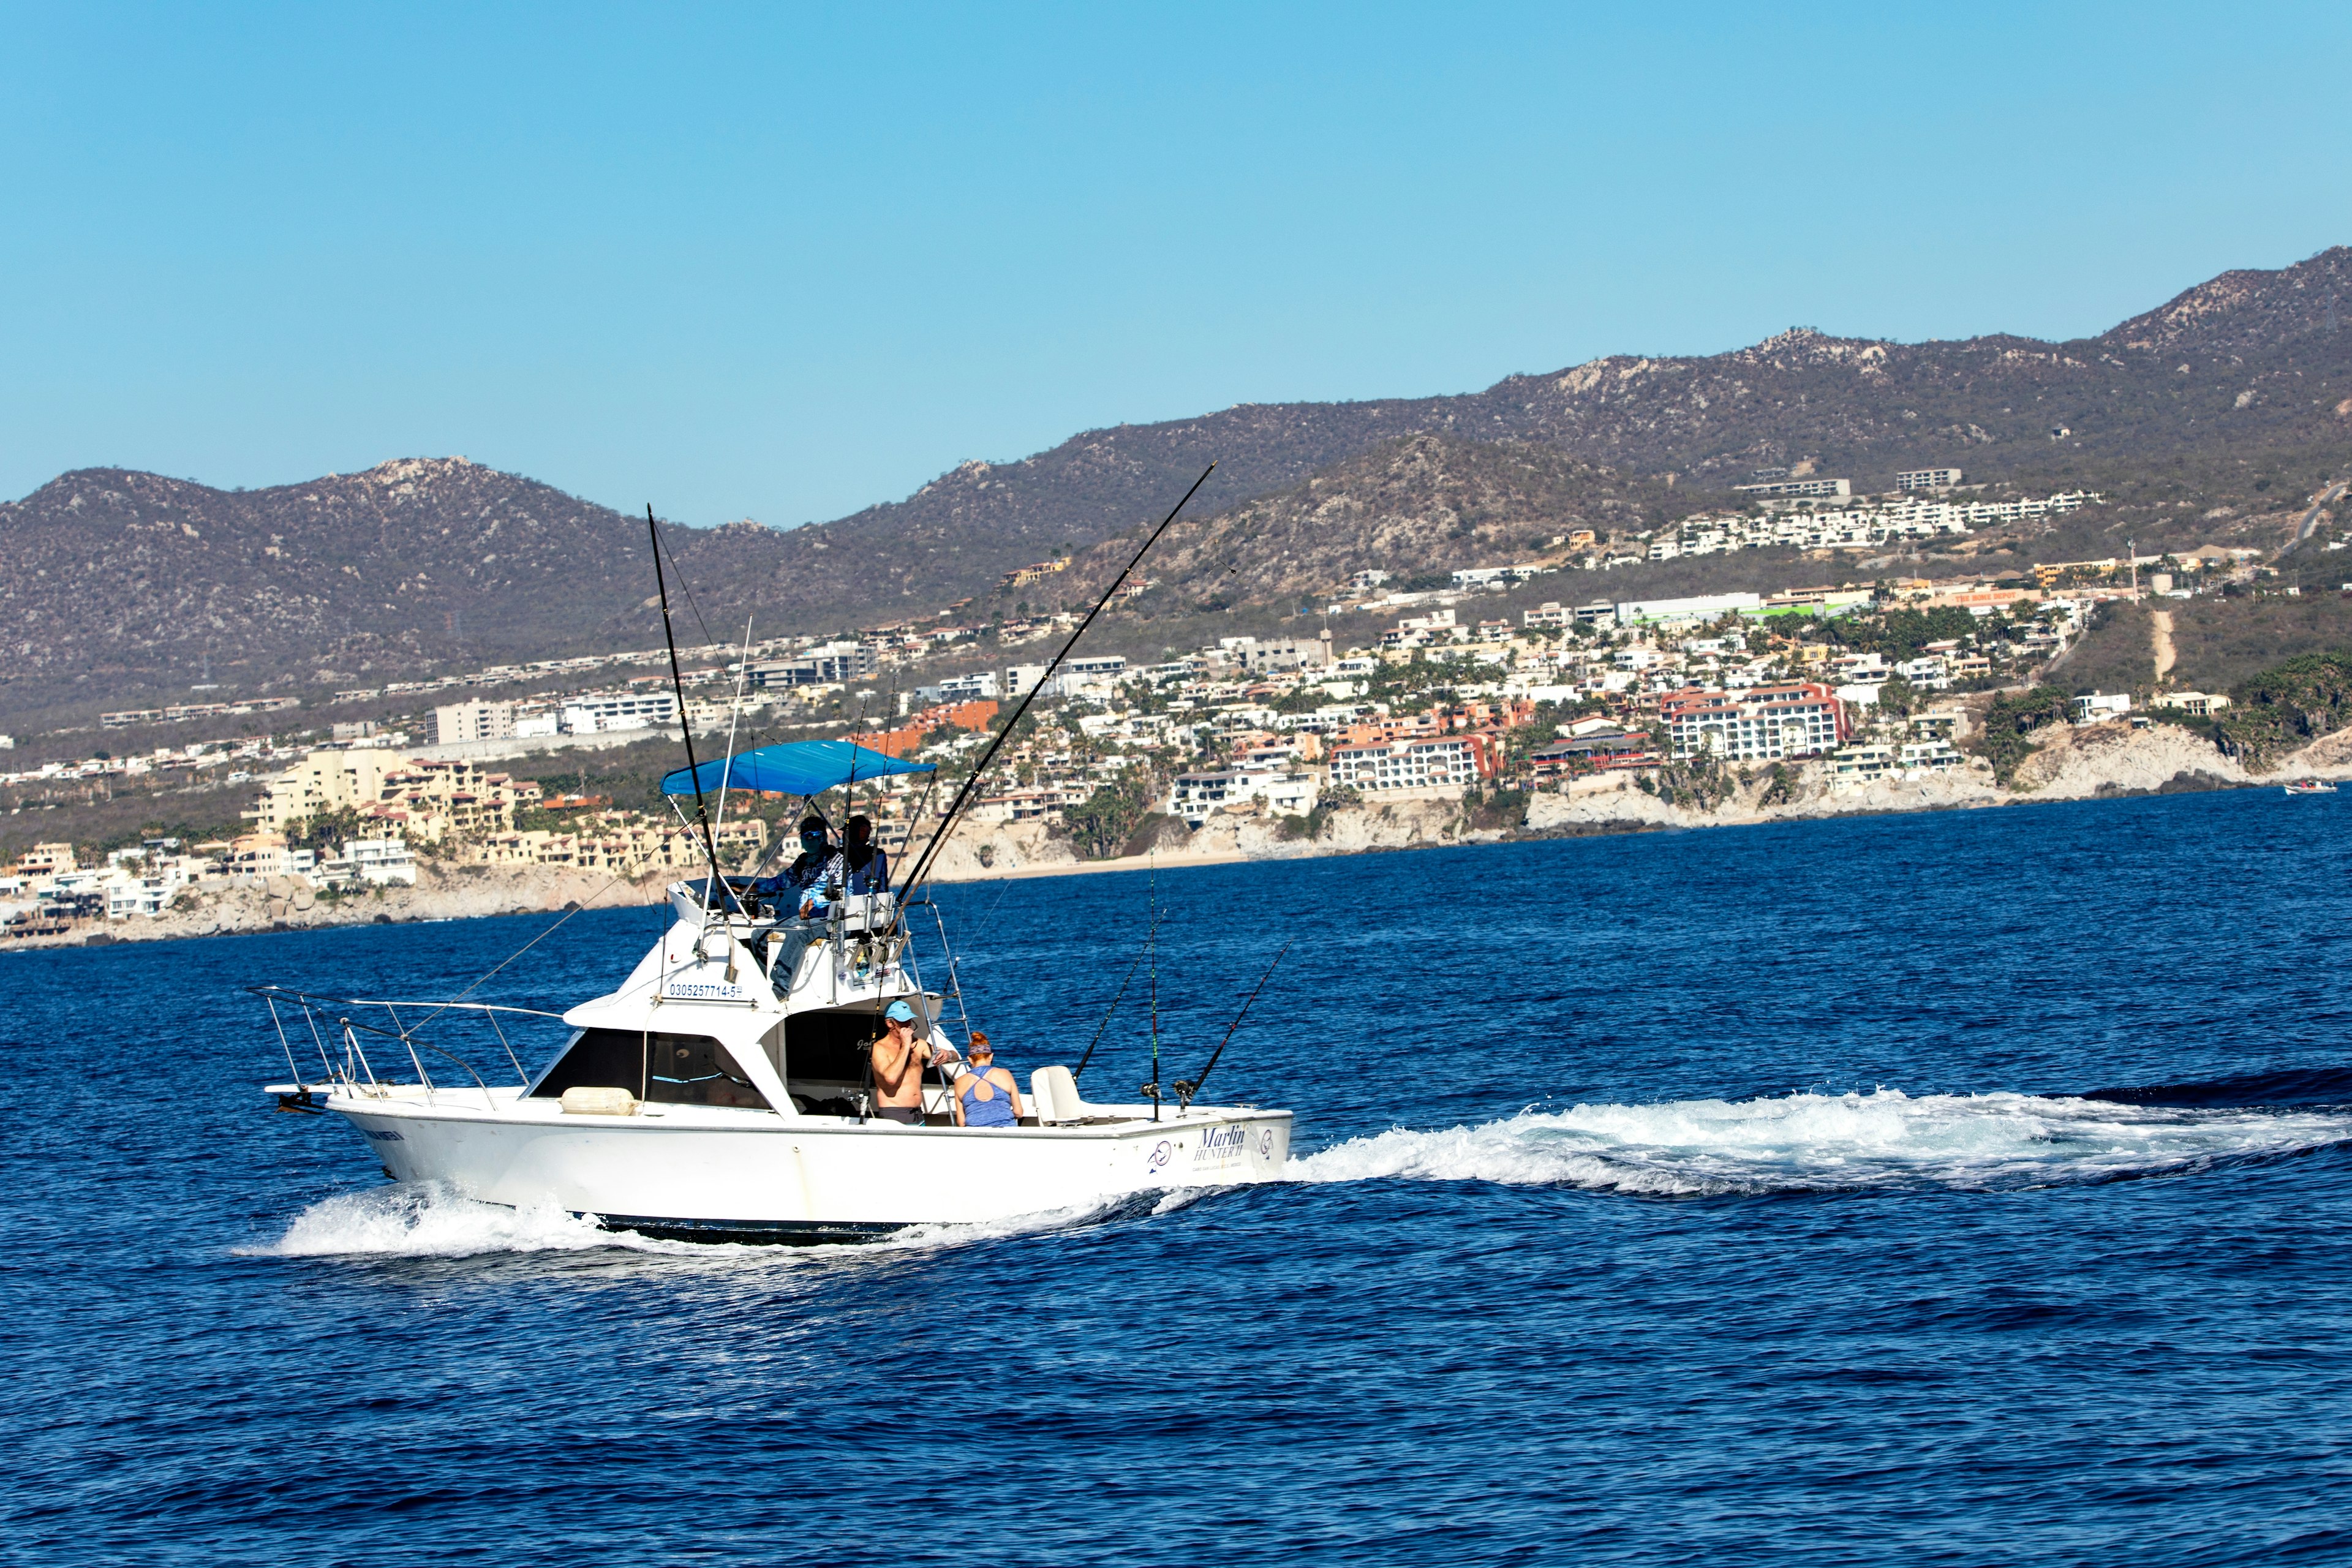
xmin=780 ymin=815 xmax=840 ymax=919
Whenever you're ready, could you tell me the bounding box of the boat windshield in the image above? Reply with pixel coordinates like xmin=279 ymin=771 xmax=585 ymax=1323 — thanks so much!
xmin=533 ymin=1028 xmax=771 ymax=1110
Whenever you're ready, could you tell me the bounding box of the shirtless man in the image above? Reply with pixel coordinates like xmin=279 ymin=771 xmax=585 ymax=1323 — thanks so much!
xmin=869 ymin=999 xmax=935 ymax=1125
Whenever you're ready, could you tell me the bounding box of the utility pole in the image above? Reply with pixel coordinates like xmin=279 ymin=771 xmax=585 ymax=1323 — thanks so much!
xmin=2128 ymin=538 xmax=2138 ymax=601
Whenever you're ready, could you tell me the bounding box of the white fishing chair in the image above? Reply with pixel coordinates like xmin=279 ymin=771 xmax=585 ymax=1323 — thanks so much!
xmin=1030 ymin=1065 xmax=1087 ymax=1125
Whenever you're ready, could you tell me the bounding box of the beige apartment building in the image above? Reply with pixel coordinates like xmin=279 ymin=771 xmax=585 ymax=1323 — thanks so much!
xmin=246 ymin=752 xmax=533 ymax=843
xmin=461 ymin=814 xmax=766 ymax=875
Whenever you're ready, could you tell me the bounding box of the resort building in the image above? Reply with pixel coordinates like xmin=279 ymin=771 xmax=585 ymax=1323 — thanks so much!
xmin=1328 ymin=734 xmax=1501 ymax=794
xmin=1662 ymin=682 xmax=1849 ymax=761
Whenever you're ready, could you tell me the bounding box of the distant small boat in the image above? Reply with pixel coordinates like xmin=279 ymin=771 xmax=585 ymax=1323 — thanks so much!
xmin=2283 ymin=779 xmax=2337 ymax=795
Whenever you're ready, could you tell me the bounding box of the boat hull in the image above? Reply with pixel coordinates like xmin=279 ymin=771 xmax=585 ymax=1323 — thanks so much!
xmin=334 ymin=1092 xmax=1292 ymax=1240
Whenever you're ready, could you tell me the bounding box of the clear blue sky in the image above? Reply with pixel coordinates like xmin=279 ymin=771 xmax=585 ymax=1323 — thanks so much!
xmin=4 ymin=2 xmax=2348 ymax=526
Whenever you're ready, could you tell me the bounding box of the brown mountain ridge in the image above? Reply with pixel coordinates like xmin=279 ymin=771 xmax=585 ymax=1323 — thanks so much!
xmin=7 ymin=246 xmax=2352 ymax=731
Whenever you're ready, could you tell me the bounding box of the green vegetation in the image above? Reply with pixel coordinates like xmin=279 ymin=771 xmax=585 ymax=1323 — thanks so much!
xmin=1276 ymin=806 xmax=1333 ymax=841
xmin=1873 ymin=677 xmax=1921 ymax=717
xmin=285 ymin=805 xmax=371 ymax=853
xmin=1460 ymin=786 xmax=1528 ymax=831
xmin=2055 ymin=593 xmax=2352 ymax=701
xmin=1972 ymin=686 xmax=2073 ymax=785
xmin=1635 ymin=756 xmax=1736 ymax=812
xmin=1062 ymin=765 xmax=1160 ymax=860
xmin=2214 ymin=652 xmax=2352 ymax=771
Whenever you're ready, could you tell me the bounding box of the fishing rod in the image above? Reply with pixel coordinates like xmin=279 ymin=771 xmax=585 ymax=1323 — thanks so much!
xmin=892 ymin=463 xmax=1218 ymax=910
xmin=647 ymin=503 xmax=730 ymax=913
xmin=1144 ymin=859 xmax=1161 ymax=1122
xmin=698 ymin=614 xmax=757 ymax=957
xmin=1071 ymin=911 xmax=1160 ymax=1081
xmin=1174 ymin=938 xmax=1290 ymax=1112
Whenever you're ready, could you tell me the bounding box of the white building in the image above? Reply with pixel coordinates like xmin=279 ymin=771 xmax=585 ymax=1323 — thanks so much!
xmin=1665 ymin=684 xmax=1848 ymax=761
xmin=1829 ymin=745 xmax=1894 ymax=790
xmin=2072 ymin=692 xmax=2133 ymax=724
xmin=1450 ymin=564 xmax=1553 ymax=589
xmin=1615 ymin=593 xmax=1763 ymax=628
xmin=1328 ymin=737 xmax=1490 ymax=794
xmin=1734 ymin=477 xmax=1852 ymax=499
xmin=560 ymin=692 xmax=678 ymax=734
xmin=925 ymin=671 xmax=1000 ymax=703
xmin=1895 ymin=467 xmax=1963 ymax=491
xmin=1898 ymin=740 xmax=1964 ymax=772
xmin=1166 ymin=767 xmax=1321 ymax=826
xmin=2162 ymin=691 xmax=2232 ymax=717
xmin=1892 ymin=656 xmax=1952 ymax=691
xmin=318 ymin=838 xmax=419 ymax=888
xmin=749 ymin=641 xmax=876 ymax=688
xmin=431 ymin=700 xmax=516 ymax=745
xmin=1220 ymin=638 xmax=1330 ymax=674
xmin=1005 ymin=654 xmax=1133 ymax=701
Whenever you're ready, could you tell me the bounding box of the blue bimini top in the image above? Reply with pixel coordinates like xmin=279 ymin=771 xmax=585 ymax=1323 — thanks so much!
xmin=661 ymin=739 xmax=933 ymax=799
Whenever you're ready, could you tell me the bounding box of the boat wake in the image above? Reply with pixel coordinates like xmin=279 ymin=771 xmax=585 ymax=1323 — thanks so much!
xmin=1288 ymin=1088 xmax=2352 ymax=1197
xmin=243 ymin=1182 xmax=685 ymax=1259
xmin=244 ymin=1182 xmax=1178 ymax=1261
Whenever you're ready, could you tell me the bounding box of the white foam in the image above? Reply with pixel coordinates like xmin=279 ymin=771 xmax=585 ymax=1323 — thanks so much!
xmin=875 ymin=1194 xmax=1142 ymax=1251
xmin=1289 ymin=1089 xmax=2352 ymax=1197
xmin=247 ymin=1181 xmax=679 ymax=1258
xmin=247 ymin=1181 xmax=1152 ymax=1262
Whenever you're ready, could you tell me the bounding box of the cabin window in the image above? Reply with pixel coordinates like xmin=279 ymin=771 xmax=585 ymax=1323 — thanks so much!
xmin=644 ymin=1033 xmax=769 ymax=1109
xmin=531 ymin=1029 xmax=771 ymax=1110
xmin=532 ymin=1029 xmax=640 ymax=1099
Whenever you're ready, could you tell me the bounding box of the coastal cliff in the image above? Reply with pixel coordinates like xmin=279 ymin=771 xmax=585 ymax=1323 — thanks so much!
xmin=7 ymin=717 xmax=2329 ymax=951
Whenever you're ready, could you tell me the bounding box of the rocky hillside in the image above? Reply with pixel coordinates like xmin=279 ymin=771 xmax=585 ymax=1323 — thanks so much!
xmin=837 ymin=245 xmax=2352 ymax=556
xmin=0 ymin=459 xmax=674 ymax=712
xmin=10 ymin=247 xmax=2352 ymax=731
xmin=1066 ymin=435 xmax=1688 ymax=609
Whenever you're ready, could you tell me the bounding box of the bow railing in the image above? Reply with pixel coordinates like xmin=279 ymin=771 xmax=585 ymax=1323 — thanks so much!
xmin=251 ymin=986 xmax=567 ymax=1111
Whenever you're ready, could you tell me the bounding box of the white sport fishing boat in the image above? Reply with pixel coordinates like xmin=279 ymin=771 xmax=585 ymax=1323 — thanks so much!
xmin=258 ymin=739 xmax=1292 ymax=1242
xmin=257 ymin=471 xmax=1292 ymax=1242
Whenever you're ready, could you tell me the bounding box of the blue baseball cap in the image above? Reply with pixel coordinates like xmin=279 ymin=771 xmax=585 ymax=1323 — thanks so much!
xmin=884 ymin=1000 xmax=918 ymax=1023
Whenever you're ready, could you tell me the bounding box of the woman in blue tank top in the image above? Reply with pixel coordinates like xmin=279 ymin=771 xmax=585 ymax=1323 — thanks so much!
xmin=956 ymin=1031 xmax=1024 ymax=1128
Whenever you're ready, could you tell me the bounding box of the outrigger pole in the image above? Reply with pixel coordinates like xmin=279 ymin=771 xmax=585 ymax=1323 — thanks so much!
xmin=647 ymin=503 xmax=731 ymax=909
xmin=892 ymin=462 xmax=1218 ymax=909
xmin=1071 ymin=911 xmax=1161 ymax=1082
xmin=1174 ymin=937 xmax=1290 ymax=1111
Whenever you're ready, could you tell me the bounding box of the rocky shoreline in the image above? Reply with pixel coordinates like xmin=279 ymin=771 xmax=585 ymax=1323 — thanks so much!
xmin=8 ymin=719 xmax=2331 ymax=952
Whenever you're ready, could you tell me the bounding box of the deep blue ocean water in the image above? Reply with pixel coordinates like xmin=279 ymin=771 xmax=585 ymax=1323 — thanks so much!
xmin=9 ymin=786 xmax=2352 ymax=1566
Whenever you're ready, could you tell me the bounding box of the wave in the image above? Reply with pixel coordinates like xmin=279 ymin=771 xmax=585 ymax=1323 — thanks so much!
xmin=245 ymin=1181 xmax=1161 ymax=1261
xmin=1287 ymin=1088 xmax=2352 ymax=1197
xmin=242 ymin=1182 xmax=669 ymax=1258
